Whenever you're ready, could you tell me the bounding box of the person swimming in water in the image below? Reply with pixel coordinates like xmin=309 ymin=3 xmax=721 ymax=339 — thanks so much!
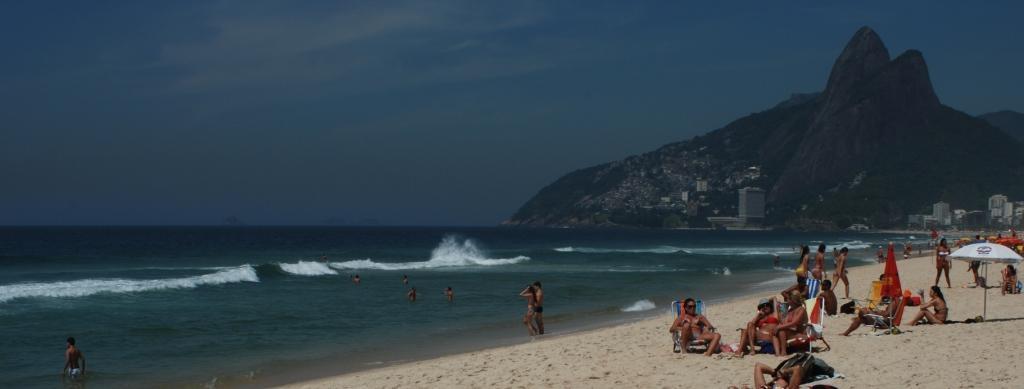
xmin=407 ymin=287 xmax=417 ymax=302
xmin=352 ymin=274 xmax=361 ymax=285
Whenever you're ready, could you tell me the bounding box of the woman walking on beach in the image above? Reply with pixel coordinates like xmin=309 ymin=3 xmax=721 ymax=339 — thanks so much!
xmin=831 ymin=247 xmax=850 ymax=298
xmin=811 ymin=244 xmax=826 ymax=280
xmin=519 ymin=284 xmax=540 ymax=336
xmin=908 ymin=286 xmax=948 ymax=325
xmin=934 ymin=239 xmax=952 ymax=288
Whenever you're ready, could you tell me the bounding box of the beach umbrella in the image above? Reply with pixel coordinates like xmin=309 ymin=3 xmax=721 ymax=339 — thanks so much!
xmin=881 ymin=243 xmax=902 ymax=298
xmin=949 ymin=243 xmax=1024 ymax=319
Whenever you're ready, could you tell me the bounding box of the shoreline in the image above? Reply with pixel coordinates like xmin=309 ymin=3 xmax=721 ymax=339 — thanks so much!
xmin=274 ymin=254 xmax=896 ymax=388
xmin=279 ymin=253 xmax=1024 ymax=388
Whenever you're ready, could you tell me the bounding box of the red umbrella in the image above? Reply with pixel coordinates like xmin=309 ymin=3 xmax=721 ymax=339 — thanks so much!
xmin=881 ymin=243 xmax=902 ymax=298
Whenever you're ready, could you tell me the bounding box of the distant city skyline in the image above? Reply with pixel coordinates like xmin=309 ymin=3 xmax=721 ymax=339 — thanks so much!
xmin=2 ymin=1 xmax=1023 ymax=225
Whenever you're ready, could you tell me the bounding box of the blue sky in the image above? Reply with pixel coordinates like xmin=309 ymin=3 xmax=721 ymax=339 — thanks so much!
xmin=2 ymin=1 xmax=1022 ymax=225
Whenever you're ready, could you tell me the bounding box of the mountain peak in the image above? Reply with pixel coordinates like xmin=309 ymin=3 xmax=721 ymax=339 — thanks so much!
xmin=821 ymin=26 xmax=891 ymax=102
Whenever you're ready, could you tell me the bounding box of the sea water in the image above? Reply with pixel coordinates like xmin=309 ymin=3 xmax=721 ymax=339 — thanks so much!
xmin=0 ymin=227 xmax=906 ymax=388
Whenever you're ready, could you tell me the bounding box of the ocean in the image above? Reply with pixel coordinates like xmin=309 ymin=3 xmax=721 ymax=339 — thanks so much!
xmin=0 ymin=227 xmax=917 ymax=388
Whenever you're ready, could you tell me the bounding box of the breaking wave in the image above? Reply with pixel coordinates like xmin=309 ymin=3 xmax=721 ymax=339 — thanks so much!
xmin=553 ymin=246 xmax=685 ymax=254
xmin=622 ymin=299 xmax=656 ymax=312
xmin=278 ymin=261 xmax=338 ymax=276
xmin=0 ymin=265 xmax=259 ymax=303
xmin=331 ymin=236 xmax=529 ymax=270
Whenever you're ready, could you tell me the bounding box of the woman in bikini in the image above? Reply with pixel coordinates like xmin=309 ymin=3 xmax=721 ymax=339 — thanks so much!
xmin=1002 ymin=265 xmax=1018 ymax=295
xmin=734 ymin=298 xmax=779 ymax=357
xmin=908 ymin=286 xmax=948 ymax=326
xmin=781 ymin=246 xmax=810 ymax=299
xmin=772 ymin=291 xmax=808 ymax=356
xmin=831 ymin=247 xmax=850 ymax=299
xmin=811 ymin=244 xmax=826 ymax=280
xmin=669 ymin=298 xmax=721 ymax=356
xmin=934 ymin=238 xmax=952 ymax=288
xmin=519 ymin=285 xmax=539 ymax=335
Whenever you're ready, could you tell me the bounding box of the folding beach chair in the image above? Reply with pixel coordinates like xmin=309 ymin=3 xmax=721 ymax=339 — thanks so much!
xmin=805 ymin=278 xmax=821 ymax=299
xmin=788 ymin=295 xmax=831 ymax=353
xmin=854 ymin=280 xmax=883 ymax=310
xmin=863 ymin=296 xmax=906 ymax=334
xmin=671 ymin=299 xmax=715 ymax=353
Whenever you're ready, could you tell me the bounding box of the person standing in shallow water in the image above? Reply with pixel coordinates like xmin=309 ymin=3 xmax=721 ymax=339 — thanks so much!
xmin=63 ymin=337 xmax=86 ymax=381
xmin=402 ymin=274 xmax=409 ymax=285
xmin=407 ymin=287 xmax=417 ymax=302
xmin=532 ymin=281 xmax=544 ymax=335
xmin=445 ymin=286 xmax=454 ymax=302
xmin=519 ymin=285 xmax=539 ymax=336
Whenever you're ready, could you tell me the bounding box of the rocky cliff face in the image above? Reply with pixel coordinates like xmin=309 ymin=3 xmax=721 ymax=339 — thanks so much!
xmin=506 ymin=27 xmax=1024 ymax=229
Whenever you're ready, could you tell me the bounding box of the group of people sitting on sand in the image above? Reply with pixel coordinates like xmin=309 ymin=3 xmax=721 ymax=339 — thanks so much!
xmin=669 ymin=243 xmax=957 ymax=359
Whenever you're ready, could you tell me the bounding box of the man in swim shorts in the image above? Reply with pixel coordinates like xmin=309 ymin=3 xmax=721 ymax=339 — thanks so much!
xmin=532 ymin=281 xmax=544 ymax=335
xmin=63 ymin=337 xmax=86 ymax=381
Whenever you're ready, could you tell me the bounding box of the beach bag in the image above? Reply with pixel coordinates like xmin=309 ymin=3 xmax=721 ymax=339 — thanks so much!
xmin=839 ymin=301 xmax=855 ymax=314
xmin=776 ymin=353 xmax=834 ymax=384
xmin=807 ymin=356 xmax=835 ymax=381
xmin=774 ymin=352 xmax=815 ymax=380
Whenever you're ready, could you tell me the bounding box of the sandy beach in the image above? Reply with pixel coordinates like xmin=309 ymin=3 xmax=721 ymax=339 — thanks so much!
xmin=282 ymin=253 xmax=1024 ymax=388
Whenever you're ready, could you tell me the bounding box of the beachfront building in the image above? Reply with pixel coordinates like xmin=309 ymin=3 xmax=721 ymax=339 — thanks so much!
xmin=933 ymin=201 xmax=951 ymax=226
xmin=1003 ymin=202 xmax=1015 ymax=226
xmin=738 ymin=187 xmax=765 ymax=225
xmin=989 ymin=194 xmax=1008 ymax=225
xmin=680 ymin=190 xmax=689 ymax=202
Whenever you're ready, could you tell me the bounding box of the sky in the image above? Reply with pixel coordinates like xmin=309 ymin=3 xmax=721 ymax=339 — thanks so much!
xmin=2 ymin=1 xmax=1022 ymax=226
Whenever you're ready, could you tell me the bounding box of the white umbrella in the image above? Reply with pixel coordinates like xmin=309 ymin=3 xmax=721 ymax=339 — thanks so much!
xmin=950 ymin=243 xmax=1023 ymax=319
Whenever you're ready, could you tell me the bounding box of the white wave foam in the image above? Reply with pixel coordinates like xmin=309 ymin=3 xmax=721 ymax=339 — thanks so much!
xmin=553 ymin=246 xmax=685 ymax=254
xmin=331 ymin=236 xmax=529 ymax=270
xmin=829 ymin=240 xmax=873 ymax=250
xmin=683 ymin=247 xmax=791 ymax=256
xmin=622 ymin=299 xmax=656 ymax=312
xmin=709 ymin=267 xmax=732 ymax=275
xmin=0 ymin=265 xmax=259 ymax=303
xmin=278 ymin=261 xmax=338 ymax=276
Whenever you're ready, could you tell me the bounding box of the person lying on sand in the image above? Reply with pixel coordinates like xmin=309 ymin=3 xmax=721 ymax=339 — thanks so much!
xmin=734 ymin=298 xmax=778 ymax=357
xmin=771 ymin=291 xmax=808 ymax=356
xmin=908 ymin=286 xmax=948 ymax=326
xmin=728 ymin=361 xmax=805 ymax=389
xmin=668 ymin=298 xmax=721 ymax=356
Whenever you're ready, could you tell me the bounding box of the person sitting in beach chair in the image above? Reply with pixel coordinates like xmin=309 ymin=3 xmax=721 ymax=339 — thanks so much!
xmin=733 ymin=298 xmax=779 ymax=357
xmin=840 ymin=294 xmax=904 ymax=336
xmin=1002 ymin=265 xmax=1019 ymax=295
xmin=771 ymin=291 xmax=808 ymax=356
xmin=787 ymin=294 xmax=831 ymax=353
xmin=908 ymin=286 xmax=948 ymax=326
xmin=669 ymin=298 xmax=721 ymax=356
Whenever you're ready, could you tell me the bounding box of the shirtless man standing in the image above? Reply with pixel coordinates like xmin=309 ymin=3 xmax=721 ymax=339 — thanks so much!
xmin=63 ymin=337 xmax=86 ymax=381
xmin=532 ymin=281 xmax=544 ymax=335
xmin=832 ymin=247 xmax=850 ymax=298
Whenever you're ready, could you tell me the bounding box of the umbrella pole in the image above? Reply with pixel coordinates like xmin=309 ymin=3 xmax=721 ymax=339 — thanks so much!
xmin=984 ymin=263 xmax=988 ymax=320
